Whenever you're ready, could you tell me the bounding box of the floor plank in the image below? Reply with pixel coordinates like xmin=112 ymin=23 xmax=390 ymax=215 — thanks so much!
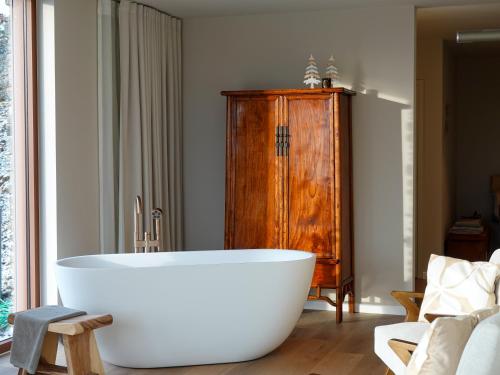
xmin=0 ymin=310 xmax=402 ymax=375
xmin=309 ymin=351 xmax=363 ymax=375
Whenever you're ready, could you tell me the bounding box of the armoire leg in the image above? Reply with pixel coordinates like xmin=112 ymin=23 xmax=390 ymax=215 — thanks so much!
xmin=348 ymin=280 xmax=355 ymax=313
xmin=336 ymin=288 xmax=344 ymax=323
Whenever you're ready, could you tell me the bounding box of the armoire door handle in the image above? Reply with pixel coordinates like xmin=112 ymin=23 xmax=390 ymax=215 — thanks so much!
xmin=276 ymin=126 xmax=283 ymax=156
xmin=284 ymin=126 xmax=290 ymax=156
xmin=276 ymin=126 xmax=290 ymax=156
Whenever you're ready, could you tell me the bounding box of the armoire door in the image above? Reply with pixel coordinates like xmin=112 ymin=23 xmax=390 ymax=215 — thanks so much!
xmin=285 ymin=94 xmax=335 ymax=258
xmin=225 ymin=95 xmax=282 ymax=249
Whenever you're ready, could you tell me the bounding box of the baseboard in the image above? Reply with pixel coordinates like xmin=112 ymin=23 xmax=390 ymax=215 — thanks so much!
xmin=304 ymin=300 xmax=406 ymax=316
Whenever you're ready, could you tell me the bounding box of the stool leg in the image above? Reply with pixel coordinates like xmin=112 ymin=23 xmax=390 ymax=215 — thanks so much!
xmin=40 ymin=331 xmax=59 ymax=365
xmin=88 ymin=331 xmax=105 ymax=375
xmin=18 ymin=332 xmax=60 ymax=374
xmin=63 ymin=331 xmax=105 ymax=375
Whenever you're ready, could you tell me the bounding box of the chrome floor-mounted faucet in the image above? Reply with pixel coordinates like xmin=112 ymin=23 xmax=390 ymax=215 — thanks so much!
xmin=134 ymin=195 xmax=163 ymax=252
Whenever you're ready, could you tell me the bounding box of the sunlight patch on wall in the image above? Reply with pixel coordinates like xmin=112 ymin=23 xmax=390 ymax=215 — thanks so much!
xmin=402 ymin=108 xmax=414 ymax=285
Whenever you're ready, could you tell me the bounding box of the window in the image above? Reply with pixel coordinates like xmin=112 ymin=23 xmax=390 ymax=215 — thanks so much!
xmin=0 ymin=2 xmax=13 ymax=341
xmin=0 ymin=0 xmax=39 ymax=352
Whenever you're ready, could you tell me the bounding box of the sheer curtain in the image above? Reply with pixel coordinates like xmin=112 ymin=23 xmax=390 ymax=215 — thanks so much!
xmin=98 ymin=0 xmax=183 ymax=253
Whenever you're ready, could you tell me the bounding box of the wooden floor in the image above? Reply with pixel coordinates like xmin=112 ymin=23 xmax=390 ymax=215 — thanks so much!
xmin=0 ymin=310 xmax=401 ymax=375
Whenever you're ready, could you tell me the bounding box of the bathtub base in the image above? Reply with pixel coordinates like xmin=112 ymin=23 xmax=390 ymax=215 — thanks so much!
xmin=105 ymin=353 xmax=271 ymax=369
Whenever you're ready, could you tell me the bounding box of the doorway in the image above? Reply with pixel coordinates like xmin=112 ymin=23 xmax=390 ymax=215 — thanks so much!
xmin=416 ymin=4 xmax=500 ymax=278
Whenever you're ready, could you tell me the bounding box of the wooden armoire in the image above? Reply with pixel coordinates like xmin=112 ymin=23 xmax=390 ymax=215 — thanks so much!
xmin=222 ymin=88 xmax=355 ymax=323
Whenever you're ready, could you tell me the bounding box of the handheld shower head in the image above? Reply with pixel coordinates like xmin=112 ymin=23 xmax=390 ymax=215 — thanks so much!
xmin=152 ymin=208 xmax=163 ymax=220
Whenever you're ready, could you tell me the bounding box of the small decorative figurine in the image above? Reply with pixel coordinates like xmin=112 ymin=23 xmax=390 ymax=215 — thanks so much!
xmin=325 ymin=55 xmax=339 ymax=85
xmin=321 ymin=78 xmax=332 ymax=88
xmin=304 ymin=54 xmax=321 ymax=88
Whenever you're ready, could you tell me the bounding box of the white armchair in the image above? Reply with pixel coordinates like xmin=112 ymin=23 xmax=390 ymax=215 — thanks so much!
xmin=374 ymin=249 xmax=500 ymax=375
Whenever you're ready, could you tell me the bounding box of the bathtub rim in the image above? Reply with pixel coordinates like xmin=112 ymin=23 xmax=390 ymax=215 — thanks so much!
xmin=55 ymin=249 xmax=316 ymax=271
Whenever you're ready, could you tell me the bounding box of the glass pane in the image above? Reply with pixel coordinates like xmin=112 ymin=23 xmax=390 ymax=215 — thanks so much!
xmin=0 ymin=0 xmax=13 ymax=341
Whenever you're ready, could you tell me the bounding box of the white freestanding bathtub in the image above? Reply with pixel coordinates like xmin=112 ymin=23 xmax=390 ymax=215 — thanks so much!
xmin=55 ymin=249 xmax=315 ymax=368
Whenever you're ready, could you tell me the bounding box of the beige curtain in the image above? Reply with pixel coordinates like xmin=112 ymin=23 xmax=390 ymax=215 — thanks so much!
xmin=98 ymin=0 xmax=183 ymax=252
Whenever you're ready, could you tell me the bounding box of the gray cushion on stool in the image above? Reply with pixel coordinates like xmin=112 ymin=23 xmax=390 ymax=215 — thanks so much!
xmin=456 ymin=313 xmax=500 ymax=375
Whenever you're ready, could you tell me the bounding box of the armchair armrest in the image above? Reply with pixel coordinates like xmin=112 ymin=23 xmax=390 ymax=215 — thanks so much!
xmin=391 ymin=291 xmax=425 ymax=322
xmin=388 ymin=339 xmax=418 ymax=366
xmin=423 ymin=313 xmax=456 ymax=323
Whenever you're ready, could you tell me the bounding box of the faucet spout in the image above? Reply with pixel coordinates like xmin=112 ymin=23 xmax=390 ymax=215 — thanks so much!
xmin=134 ymin=195 xmax=145 ymax=253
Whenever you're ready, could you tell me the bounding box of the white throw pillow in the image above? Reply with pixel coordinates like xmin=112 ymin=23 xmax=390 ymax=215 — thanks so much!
xmin=496 ymin=278 xmax=500 ymax=306
xmin=489 ymin=250 xmax=500 ymax=305
xmin=418 ymin=254 xmax=498 ymax=322
xmin=494 ymin=264 xmax=500 ymax=306
xmin=406 ymin=315 xmax=477 ymax=375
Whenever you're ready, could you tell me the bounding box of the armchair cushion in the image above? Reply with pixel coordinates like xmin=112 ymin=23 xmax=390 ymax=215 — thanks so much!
xmin=419 ymin=254 xmax=498 ymax=322
xmin=490 ymin=249 xmax=500 ymax=265
xmin=406 ymin=315 xmax=477 ymax=375
xmin=456 ymin=312 xmax=500 ymax=375
xmin=489 ymin=249 xmax=500 ymax=304
xmin=470 ymin=305 xmax=500 ymax=321
xmin=374 ymin=322 xmax=428 ymax=375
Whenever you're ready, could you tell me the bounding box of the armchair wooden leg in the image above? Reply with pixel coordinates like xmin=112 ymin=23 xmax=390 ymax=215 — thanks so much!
xmin=388 ymin=339 xmax=417 ymax=367
xmin=390 ymin=291 xmax=424 ymax=323
xmin=385 ymin=368 xmax=395 ymax=375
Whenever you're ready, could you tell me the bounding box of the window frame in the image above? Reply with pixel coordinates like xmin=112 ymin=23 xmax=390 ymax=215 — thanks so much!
xmin=0 ymin=0 xmax=40 ymax=354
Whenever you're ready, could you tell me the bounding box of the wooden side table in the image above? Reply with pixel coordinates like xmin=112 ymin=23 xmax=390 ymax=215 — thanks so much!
xmin=9 ymin=313 xmax=113 ymax=375
xmin=445 ymin=228 xmax=490 ymax=262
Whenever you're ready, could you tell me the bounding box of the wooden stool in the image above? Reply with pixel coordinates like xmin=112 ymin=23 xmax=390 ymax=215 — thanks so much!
xmin=9 ymin=313 xmax=113 ymax=375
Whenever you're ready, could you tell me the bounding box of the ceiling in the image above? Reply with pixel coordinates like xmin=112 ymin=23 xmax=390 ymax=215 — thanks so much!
xmin=418 ymin=3 xmax=500 ymax=40
xmin=141 ymin=0 xmax=500 ymax=18
xmin=418 ymin=4 xmax=500 ymax=58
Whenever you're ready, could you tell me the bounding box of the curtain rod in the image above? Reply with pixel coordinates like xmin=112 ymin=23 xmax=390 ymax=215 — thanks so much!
xmin=111 ymin=0 xmax=180 ymax=20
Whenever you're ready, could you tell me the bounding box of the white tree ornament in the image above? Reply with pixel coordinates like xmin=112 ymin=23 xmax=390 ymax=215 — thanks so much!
xmin=303 ymin=54 xmax=321 ymax=88
xmin=325 ymin=55 xmax=339 ymax=84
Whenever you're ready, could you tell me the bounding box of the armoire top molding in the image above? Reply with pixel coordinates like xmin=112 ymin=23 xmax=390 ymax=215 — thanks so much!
xmin=221 ymin=88 xmax=356 ymax=96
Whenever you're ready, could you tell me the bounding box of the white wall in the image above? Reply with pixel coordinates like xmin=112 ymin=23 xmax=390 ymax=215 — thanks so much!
xmin=455 ymin=55 xmax=500 ymax=249
xmin=184 ymin=5 xmax=415 ymax=312
xmin=54 ymin=0 xmax=99 ymax=261
xmin=40 ymin=0 xmax=100 ymax=304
